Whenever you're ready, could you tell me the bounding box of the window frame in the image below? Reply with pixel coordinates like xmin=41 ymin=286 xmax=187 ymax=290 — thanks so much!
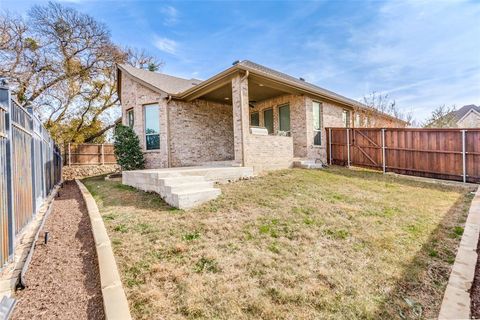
xmin=278 ymin=104 xmax=291 ymax=134
xmin=250 ymin=111 xmax=260 ymax=127
xmin=312 ymin=101 xmax=322 ymax=146
xmin=263 ymin=108 xmax=274 ymax=134
xmin=144 ymin=104 xmax=160 ymax=151
xmin=126 ymin=108 xmax=134 ymax=128
xmin=342 ymin=109 xmax=351 ymax=128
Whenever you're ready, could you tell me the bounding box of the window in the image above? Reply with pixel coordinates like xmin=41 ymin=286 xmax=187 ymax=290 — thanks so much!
xmin=313 ymin=101 xmax=322 ymax=145
xmin=263 ymin=108 xmax=273 ymax=134
xmin=342 ymin=109 xmax=350 ymax=128
xmin=144 ymin=104 xmax=160 ymax=150
xmin=355 ymin=113 xmax=361 ymax=127
xmin=279 ymin=104 xmax=290 ymax=133
xmin=126 ymin=109 xmax=134 ymax=128
xmin=250 ymin=112 xmax=259 ymax=126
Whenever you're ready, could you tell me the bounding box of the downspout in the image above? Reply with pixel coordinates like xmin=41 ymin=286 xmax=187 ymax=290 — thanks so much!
xmin=239 ymin=70 xmax=249 ymax=166
xmin=166 ymin=95 xmax=173 ymax=168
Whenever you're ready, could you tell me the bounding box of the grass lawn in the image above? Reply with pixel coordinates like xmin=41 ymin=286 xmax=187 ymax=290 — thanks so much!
xmin=83 ymin=166 xmax=475 ymax=320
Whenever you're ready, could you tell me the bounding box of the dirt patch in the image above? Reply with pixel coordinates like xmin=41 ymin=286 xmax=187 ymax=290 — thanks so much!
xmin=12 ymin=181 xmax=104 ymax=320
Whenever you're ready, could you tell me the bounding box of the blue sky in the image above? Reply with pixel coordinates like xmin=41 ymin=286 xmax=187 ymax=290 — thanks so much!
xmin=2 ymin=0 xmax=480 ymax=121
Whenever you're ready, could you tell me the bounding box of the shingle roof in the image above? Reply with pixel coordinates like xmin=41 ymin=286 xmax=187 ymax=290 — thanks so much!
xmin=118 ymin=60 xmax=406 ymax=124
xmin=453 ymin=104 xmax=480 ymax=121
xmin=118 ymin=64 xmax=202 ymax=95
xmin=236 ymin=60 xmax=362 ymax=108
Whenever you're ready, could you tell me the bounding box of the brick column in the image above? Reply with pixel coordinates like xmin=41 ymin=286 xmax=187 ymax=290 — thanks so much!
xmin=231 ymin=73 xmax=250 ymax=166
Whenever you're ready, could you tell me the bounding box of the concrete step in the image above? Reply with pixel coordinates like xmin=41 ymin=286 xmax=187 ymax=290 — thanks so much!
xmin=293 ymin=159 xmax=324 ymax=169
xmin=170 ymin=188 xmax=222 ymax=209
xmin=164 ymin=181 xmax=214 ymax=194
xmin=160 ymin=176 xmax=206 ymax=186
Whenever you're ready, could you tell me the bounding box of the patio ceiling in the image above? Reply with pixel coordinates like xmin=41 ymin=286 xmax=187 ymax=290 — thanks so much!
xmin=190 ymin=73 xmax=302 ymax=105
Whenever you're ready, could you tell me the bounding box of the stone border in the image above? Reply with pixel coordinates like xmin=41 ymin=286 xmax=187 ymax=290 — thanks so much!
xmin=75 ymin=180 xmax=132 ymax=320
xmin=0 ymin=184 xmax=60 ymax=297
xmin=439 ymin=186 xmax=480 ymax=319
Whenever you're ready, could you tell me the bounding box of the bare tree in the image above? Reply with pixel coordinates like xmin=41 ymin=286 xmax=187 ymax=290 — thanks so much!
xmin=360 ymin=91 xmax=414 ymax=126
xmin=0 ymin=2 xmax=163 ymax=144
xmin=423 ymin=105 xmax=457 ymax=128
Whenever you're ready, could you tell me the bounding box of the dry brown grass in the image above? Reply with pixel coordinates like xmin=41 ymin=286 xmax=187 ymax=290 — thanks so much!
xmin=83 ymin=166 xmax=475 ymax=320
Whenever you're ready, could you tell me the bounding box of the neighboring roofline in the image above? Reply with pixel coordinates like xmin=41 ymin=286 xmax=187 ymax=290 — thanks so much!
xmin=117 ymin=62 xmax=407 ymax=124
xmin=458 ymin=108 xmax=480 ymax=123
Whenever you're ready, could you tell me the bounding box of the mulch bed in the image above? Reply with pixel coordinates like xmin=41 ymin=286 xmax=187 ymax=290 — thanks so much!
xmin=12 ymin=181 xmax=104 ymax=320
xmin=472 ymin=235 xmax=480 ymax=318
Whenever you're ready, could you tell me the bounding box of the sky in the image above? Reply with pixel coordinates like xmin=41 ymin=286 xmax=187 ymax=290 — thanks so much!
xmin=1 ymin=0 xmax=480 ymax=122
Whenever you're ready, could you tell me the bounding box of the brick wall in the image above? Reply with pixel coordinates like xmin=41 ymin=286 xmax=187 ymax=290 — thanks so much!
xmin=244 ymin=134 xmax=293 ymax=173
xmin=121 ymin=73 xmax=234 ymax=169
xmin=168 ymin=99 xmax=234 ymax=166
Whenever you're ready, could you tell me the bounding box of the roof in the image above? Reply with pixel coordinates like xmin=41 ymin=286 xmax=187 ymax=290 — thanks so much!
xmin=236 ymin=60 xmax=364 ymax=109
xmin=117 ymin=64 xmax=201 ymax=95
xmin=452 ymin=104 xmax=480 ymax=121
xmin=117 ymin=60 xmax=407 ymax=124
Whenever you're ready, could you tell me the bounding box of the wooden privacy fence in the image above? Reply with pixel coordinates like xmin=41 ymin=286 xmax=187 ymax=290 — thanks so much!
xmin=65 ymin=143 xmax=116 ymax=165
xmin=326 ymin=127 xmax=480 ymax=183
xmin=0 ymin=83 xmax=62 ymax=267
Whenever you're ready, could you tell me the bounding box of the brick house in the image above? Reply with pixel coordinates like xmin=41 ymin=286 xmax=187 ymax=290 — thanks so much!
xmin=450 ymin=105 xmax=480 ymax=128
xmin=117 ymin=60 xmax=406 ymax=173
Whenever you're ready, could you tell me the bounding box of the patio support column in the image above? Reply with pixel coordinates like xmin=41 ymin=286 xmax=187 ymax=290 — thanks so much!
xmin=231 ymin=73 xmax=249 ymax=166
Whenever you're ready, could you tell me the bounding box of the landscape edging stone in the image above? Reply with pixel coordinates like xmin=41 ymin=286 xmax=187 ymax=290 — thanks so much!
xmin=439 ymin=186 xmax=480 ymax=319
xmin=75 ymin=179 xmax=132 ymax=320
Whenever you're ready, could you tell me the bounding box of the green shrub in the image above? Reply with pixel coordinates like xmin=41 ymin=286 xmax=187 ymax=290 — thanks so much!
xmin=114 ymin=124 xmax=145 ymax=170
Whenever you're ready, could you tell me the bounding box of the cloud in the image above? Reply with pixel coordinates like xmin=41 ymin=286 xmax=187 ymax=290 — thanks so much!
xmin=153 ymin=36 xmax=178 ymax=54
xmin=159 ymin=6 xmax=178 ymax=26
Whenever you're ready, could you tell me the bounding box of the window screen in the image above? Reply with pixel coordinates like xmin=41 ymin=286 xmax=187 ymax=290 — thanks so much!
xmin=263 ymin=109 xmax=273 ymax=134
xmin=144 ymin=104 xmax=160 ymax=150
xmin=250 ymin=112 xmax=259 ymax=126
xmin=279 ymin=104 xmax=290 ymax=132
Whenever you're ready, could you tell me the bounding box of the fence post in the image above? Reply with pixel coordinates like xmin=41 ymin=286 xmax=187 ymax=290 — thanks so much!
xmin=101 ymin=143 xmax=105 ymax=165
xmin=462 ymin=130 xmax=467 ymax=183
xmin=346 ymin=128 xmax=350 ymax=167
xmin=68 ymin=143 xmax=71 ymax=166
xmin=381 ymin=128 xmax=386 ymax=174
xmin=27 ymin=107 xmax=36 ymax=215
xmin=328 ymin=128 xmax=332 ymax=165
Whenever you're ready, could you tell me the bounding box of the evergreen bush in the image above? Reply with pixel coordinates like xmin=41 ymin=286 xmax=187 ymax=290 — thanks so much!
xmin=114 ymin=125 xmax=145 ymax=170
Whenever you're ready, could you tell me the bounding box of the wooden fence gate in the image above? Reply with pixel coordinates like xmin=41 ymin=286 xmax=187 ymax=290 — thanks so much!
xmin=326 ymin=127 xmax=480 ymax=183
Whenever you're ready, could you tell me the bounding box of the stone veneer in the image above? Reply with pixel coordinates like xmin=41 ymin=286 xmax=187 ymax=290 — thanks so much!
xmin=63 ymin=164 xmax=120 ymax=180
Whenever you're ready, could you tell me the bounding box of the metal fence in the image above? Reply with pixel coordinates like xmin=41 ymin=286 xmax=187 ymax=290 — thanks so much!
xmin=0 ymin=82 xmax=62 ymax=267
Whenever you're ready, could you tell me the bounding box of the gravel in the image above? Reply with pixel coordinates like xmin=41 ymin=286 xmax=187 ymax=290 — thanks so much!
xmin=12 ymin=181 xmax=105 ymax=320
